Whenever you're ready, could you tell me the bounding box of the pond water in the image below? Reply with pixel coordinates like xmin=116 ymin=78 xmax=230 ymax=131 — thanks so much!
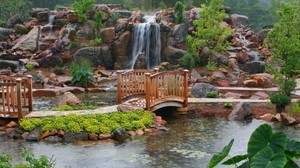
xmin=1 ymin=116 xmax=300 ymax=168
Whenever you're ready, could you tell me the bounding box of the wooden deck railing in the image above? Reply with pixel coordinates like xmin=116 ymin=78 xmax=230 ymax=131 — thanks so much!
xmin=117 ymin=69 xmax=189 ymax=111
xmin=117 ymin=69 xmax=159 ymax=103
xmin=0 ymin=75 xmax=33 ymax=119
xmin=144 ymin=70 xmax=189 ymax=110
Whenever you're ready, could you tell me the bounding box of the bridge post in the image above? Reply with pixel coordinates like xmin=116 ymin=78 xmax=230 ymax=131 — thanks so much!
xmin=16 ymin=78 xmax=23 ymax=119
xmin=26 ymin=75 xmax=33 ymax=112
xmin=145 ymin=73 xmax=151 ymax=110
xmin=183 ymin=69 xmax=189 ymax=107
xmin=117 ymin=70 xmax=123 ymax=104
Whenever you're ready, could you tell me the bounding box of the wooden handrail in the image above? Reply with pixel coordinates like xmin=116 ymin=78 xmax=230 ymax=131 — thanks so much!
xmin=0 ymin=75 xmax=33 ymax=119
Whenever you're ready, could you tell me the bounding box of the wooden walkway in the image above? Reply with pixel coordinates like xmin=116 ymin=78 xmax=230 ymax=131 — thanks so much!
xmin=117 ymin=69 xmax=190 ymax=111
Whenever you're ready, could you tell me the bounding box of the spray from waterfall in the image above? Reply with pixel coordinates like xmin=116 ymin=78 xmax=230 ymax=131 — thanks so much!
xmin=129 ymin=15 xmax=161 ymax=69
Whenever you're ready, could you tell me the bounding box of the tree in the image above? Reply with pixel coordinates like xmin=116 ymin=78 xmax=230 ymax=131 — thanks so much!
xmin=71 ymin=0 xmax=95 ymax=23
xmin=0 ymin=0 xmax=31 ymax=26
xmin=180 ymin=0 xmax=231 ymax=68
xmin=264 ymin=0 xmax=300 ymax=96
xmin=174 ymin=1 xmax=185 ymax=24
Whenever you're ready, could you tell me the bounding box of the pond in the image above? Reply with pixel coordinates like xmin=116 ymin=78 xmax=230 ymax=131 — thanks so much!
xmin=1 ymin=116 xmax=300 ymax=168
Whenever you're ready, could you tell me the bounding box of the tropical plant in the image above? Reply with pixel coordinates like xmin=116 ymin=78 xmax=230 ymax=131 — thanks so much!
xmin=93 ymin=11 xmax=103 ymax=39
xmin=207 ymin=124 xmax=300 ymax=168
xmin=0 ymin=149 xmax=55 ymax=168
xmin=205 ymin=91 xmax=218 ymax=98
xmin=264 ymin=0 xmax=300 ymax=97
xmin=224 ymin=102 xmax=233 ymax=108
xmin=71 ymin=0 xmax=95 ymax=23
xmin=69 ymin=59 xmax=94 ymax=88
xmin=174 ymin=1 xmax=185 ymax=24
xmin=206 ymin=60 xmax=217 ymax=71
xmin=270 ymin=93 xmax=291 ymax=113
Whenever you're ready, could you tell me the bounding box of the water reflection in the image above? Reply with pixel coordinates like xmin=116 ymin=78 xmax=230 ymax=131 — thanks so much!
xmin=1 ymin=117 xmax=299 ymax=168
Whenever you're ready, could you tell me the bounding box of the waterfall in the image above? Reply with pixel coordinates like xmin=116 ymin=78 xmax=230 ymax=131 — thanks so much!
xmin=48 ymin=15 xmax=55 ymax=34
xmin=129 ymin=15 xmax=161 ymax=69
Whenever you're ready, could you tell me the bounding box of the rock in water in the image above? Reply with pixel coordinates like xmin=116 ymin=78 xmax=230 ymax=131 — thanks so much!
xmin=229 ymin=102 xmax=253 ymax=121
xmin=112 ymin=128 xmax=131 ymax=143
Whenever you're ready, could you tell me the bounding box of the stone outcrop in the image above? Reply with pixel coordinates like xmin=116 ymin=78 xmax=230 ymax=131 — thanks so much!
xmin=111 ymin=30 xmax=132 ymax=69
xmin=162 ymin=46 xmax=186 ymax=65
xmin=191 ymin=83 xmax=218 ymax=98
xmin=59 ymin=92 xmax=83 ymax=106
xmin=73 ymin=46 xmax=114 ymax=69
xmin=229 ymin=102 xmax=253 ymax=121
xmin=12 ymin=26 xmax=39 ymax=52
xmin=230 ymin=14 xmax=250 ymax=28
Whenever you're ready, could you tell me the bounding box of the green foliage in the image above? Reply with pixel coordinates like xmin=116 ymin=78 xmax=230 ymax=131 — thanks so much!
xmin=292 ymin=102 xmax=300 ymax=113
xmin=93 ymin=11 xmax=103 ymax=38
xmin=206 ymin=60 xmax=217 ymax=71
xmin=0 ymin=149 xmax=55 ymax=168
xmin=207 ymin=139 xmax=234 ymax=168
xmin=71 ymin=0 xmax=95 ymax=23
xmin=93 ymin=37 xmax=102 ymax=45
xmin=20 ymin=111 xmax=154 ymax=134
xmin=25 ymin=63 xmax=34 ymax=71
xmin=264 ymin=0 xmax=300 ymax=97
xmin=108 ymin=12 xmax=120 ymax=25
xmin=174 ymin=1 xmax=185 ymax=24
xmin=69 ymin=59 xmax=94 ymax=88
xmin=179 ymin=52 xmax=200 ymax=69
xmin=208 ymin=124 xmax=300 ymax=168
xmin=0 ymin=0 xmax=31 ymax=26
xmin=223 ymin=102 xmax=233 ymax=108
xmin=52 ymin=105 xmax=98 ymax=111
xmin=187 ymin=0 xmax=231 ymax=55
xmin=70 ymin=40 xmax=79 ymax=49
xmin=205 ymin=91 xmax=218 ymax=98
xmin=270 ymin=93 xmax=291 ymax=108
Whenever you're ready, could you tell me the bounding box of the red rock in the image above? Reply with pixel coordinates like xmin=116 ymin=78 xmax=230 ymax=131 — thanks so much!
xmin=100 ymin=27 xmax=115 ymax=43
xmin=40 ymin=130 xmax=50 ymax=139
xmin=237 ymin=52 xmax=249 ymax=64
xmin=259 ymin=113 xmax=274 ymax=122
xmin=67 ymin=14 xmax=78 ymax=22
xmin=272 ymin=113 xmax=282 ymax=122
xmin=22 ymin=132 xmax=30 ymax=139
xmin=89 ymin=133 xmax=99 ymax=141
xmin=144 ymin=128 xmax=153 ymax=133
xmin=243 ymin=79 xmax=258 ymax=87
xmin=50 ymin=129 xmax=58 ymax=136
xmin=280 ymin=113 xmax=296 ymax=125
xmin=135 ymin=129 xmax=144 ymax=136
xmin=251 ymin=73 xmax=273 ymax=88
xmin=58 ymin=130 xmax=64 ymax=136
xmin=223 ymin=92 xmax=243 ymax=99
xmin=5 ymin=121 xmax=18 ymax=128
xmin=127 ymin=131 xmax=136 ymax=137
xmin=5 ymin=128 xmax=14 ymax=134
xmin=33 ymin=89 xmax=60 ymax=97
xmin=261 ymin=47 xmax=271 ymax=56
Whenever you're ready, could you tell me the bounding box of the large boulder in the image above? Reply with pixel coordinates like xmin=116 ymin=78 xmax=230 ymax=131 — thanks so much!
xmin=112 ymin=128 xmax=131 ymax=143
xmin=191 ymin=83 xmax=218 ymax=98
xmin=251 ymin=73 xmax=273 ymax=88
xmin=228 ymin=102 xmax=253 ymax=121
xmin=112 ymin=30 xmax=132 ymax=69
xmin=0 ymin=60 xmax=21 ymax=72
xmin=0 ymin=27 xmax=14 ymax=40
xmin=64 ymin=133 xmax=89 ymax=143
xmin=230 ymin=14 xmax=250 ymax=28
xmin=6 ymin=14 xmax=22 ymax=28
xmin=36 ymin=11 xmax=50 ymax=22
xmin=58 ymin=92 xmax=83 ymax=106
xmin=169 ymin=24 xmax=188 ymax=46
xmin=58 ymin=23 xmax=78 ymax=50
xmin=239 ymin=61 xmax=266 ymax=74
xmin=14 ymin=24 xmax=29 ymax=35
xmin=73 ymin=46 xmax=114 ymax=69
xmin=162 ymin=46 xmax=186 ymax=65
xmin=12 ymin=26 xmax=39 ymax=52
xmin=100 ymin=27 xmax=115 ymax=43
xmin=37 ymin=55 xmax=63 ymax=68
xmin=112 ymin=10 xmax=132 ymax=18
xmin=29 ymin=8 xmax=50 ymax=17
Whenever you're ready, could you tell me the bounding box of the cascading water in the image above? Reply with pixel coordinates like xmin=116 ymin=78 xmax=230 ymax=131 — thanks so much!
xmin=129 ymin=15 xmax=161 ymax=69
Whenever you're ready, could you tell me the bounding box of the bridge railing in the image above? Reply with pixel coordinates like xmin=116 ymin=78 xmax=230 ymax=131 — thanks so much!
xmin=144 ymin=70 xmax=189 ymax=110
xmin=0 ymin=75 xmax=33 ymax=119
xmin=117 ymin=69 xmax=159 ymax=103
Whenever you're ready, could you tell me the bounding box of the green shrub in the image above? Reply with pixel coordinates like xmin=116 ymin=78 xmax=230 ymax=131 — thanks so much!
xmin=206 ymin=60 xmax=217 ymax=71
xmin=70 ymin=40 xmax=79 ymax=49
xmin=71 ymin=0 xmax=95 ymax=23
xmin=93 ymin=37 xmax=102 ymax=45
xmin=223 ymin=102 xmax=233 ymax=108
xmin=52 ymin=105 xmax=98 ymax=111
xmin=108 ymin=12 xmax=120 ymax=25
xmin=69 ymin=59 xmax=94 ymax=88
xmin=205 ymin=91 xmax=218 ymax=98
xmin=179 ymin=52 xmax=200 ymax=69
xmin=293 ymin=102 xmax=300 ymax=113
xmin=174 ymin=1 xmax=185 ymax=24
xmin=270 ymin=93 xmax=291 ymax=113
xmin=207 ymin=124 xmax=300 ymax=168
xmin=20 ymin=111 xmax=154 ymax=134
xmin=25 ymin=63 xmax=35 ymax=71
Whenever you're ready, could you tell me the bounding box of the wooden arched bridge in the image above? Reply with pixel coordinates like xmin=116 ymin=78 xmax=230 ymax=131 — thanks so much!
xmin=117 ymin=69 xmax=189 ymax=111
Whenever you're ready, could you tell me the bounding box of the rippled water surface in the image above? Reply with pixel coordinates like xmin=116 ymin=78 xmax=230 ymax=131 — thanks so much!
xmin=1 ymin=116 xmax=300 ymax=168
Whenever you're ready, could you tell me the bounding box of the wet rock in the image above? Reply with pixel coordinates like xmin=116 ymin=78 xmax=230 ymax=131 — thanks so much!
xmin=243 ymin=79 xmax=258 ymax=87
xmin=229 ymin=102 xmax=253 ymax=121
xmin=26 ymin=128 xmax=40 ymax=142
xmin=59 ymin=92 xmax=83 ymax=106
xmin=240 ymin=61 xmax=266 ymax=74
xmin=0 ymin=60 xmax=21 ymax=72
xmin=6 ymin=14 xmax=22 ymax=28
xmin=14 ymin=24 xmax=29 ymax=34
xmin=259 ymin=113 xmax=274 ymax=122
xmin=12 ymin=26 xmax=39 ymax=52
xmin=162 ymin=46 xmax=186 ymax=65
xmin=113 ymin=10 xmax=132 ymax=18
xmin=64 ymin=133 xmax=89 ymax=143
xmin=112 ymin=128 xmax=131 ymax=143
xmin=230 ymin=14 xmax=250 ymax=28
xmin=280 ymin=113 xmax=296 ymax=126
xmin=44 ymin=136 xmax=63 ymax=143
xmin=30 ymin=8 xmax=50 ymax=17
xmin=74 ymin=46 xmax=113 ymax=69
xmin=112 ymin=31 xmax=132 ymax=69
xmin=135 ymin=129 xmax=144 ymax=136
xmin=100 ymin=27 xmax=115 ymax=43
xmin=89 ymin=133 xmax=99 ymax=141
xmin=191 ymin=83 xmax=218 ymax=98
xmin=99 ymin=133 xmax=112 ymax=140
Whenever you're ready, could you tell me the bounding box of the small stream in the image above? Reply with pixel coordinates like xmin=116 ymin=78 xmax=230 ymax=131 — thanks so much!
xmin=1 ymin=116 xmax=300 ymax=168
